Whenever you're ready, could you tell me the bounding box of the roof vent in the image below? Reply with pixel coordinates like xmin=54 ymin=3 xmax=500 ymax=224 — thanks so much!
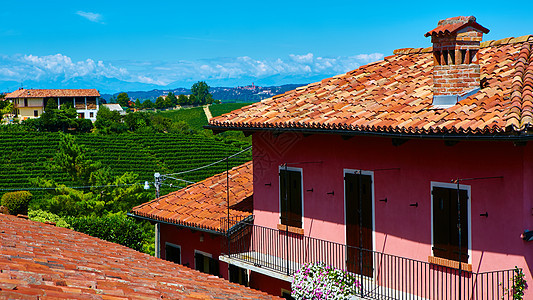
xmin=425 ymin=16 xmax=489 ymax=106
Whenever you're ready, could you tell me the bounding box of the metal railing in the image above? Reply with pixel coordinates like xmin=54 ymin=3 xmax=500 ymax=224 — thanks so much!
xmin=223 ymin=221 xmax=518 ymax=300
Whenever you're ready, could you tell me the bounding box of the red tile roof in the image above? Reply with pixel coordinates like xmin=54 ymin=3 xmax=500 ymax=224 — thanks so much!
xmin=131 ymin=161 xmax=253 ymax=233
xmin=209 ymin=36 xmax=533 ymax=137
xmin=425 ymin=16 xmax=489 ymax=37
xmin=5 ymin=88 xmax=100 ymax=99
xmin=0 ymin=214 xmax=278 ymax=299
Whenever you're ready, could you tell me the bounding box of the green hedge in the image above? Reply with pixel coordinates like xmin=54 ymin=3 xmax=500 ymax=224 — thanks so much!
xmin=67 ymin=214 xmax=145 ymax=252
xmin=1 ymin=191 xmax=32 ymax=215
xmin=28 ymin=209 xmax=71 ymax=228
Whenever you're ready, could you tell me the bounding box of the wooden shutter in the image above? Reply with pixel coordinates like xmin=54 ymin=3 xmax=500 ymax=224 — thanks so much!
xmin=280 ymin=170 xmax=289 ymax=226
xmin=194 ymin=253 xmax=204 ymax=273
xmin=209 ymin=257 xmax=220 ymax=277
xmin=432 ymin=186 xmax=469 ymax=263
xmin=279 ymin=169 xmax=302 ymax=228
xmin=289 ymin=170 xmax=302 ymax=228
xmin=449 ymin=189 xmax=469 ymax=263
xmin=432 ymin=187 xmax=451 ymax=259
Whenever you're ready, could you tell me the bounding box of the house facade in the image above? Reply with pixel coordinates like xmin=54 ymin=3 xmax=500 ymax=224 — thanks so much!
xmin=5 ymin=88 xmax=100 ymax=121
xmin=206 ymin=17 xmax=533 ymax=299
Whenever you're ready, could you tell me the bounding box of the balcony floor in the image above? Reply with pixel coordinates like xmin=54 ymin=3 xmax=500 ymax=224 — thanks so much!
xmin=220 ymin=251 xmax=426 ymax=300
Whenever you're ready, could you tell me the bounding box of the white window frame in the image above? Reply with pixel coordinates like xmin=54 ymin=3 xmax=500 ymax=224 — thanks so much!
xmin=278 ymin=165 xmax=304 ymax=230
xmin=430 ymin=181 xmax=472 ymax=264
xmin=164 ymin=242 xmax=181 ymax=264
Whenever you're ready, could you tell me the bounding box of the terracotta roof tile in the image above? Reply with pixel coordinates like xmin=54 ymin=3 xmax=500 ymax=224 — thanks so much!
xmin=210 ymin=36 xmax=533 ymax=137
xmin=0 ymin=214 xmax=278 ymax=299
xmin=425 ymin=16 xmax=489 ymax=37
xmin=5 ymin=89 xmax=100 ymax=99
xmin=131 ymin=162 xmax=253 ymax=232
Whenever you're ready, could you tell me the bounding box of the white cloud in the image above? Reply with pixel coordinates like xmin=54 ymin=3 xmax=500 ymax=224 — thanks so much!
xmin=0 ymin=52 xmax=384 ymax=91
xmin=76 ymin=11 xmax=103 ymax=24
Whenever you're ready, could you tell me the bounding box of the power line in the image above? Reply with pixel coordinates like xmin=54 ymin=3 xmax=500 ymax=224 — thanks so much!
xmin=164 ymin=146 xmax=251 ymax=176
xmin=0 ymin=183 xmax=138 ymax=192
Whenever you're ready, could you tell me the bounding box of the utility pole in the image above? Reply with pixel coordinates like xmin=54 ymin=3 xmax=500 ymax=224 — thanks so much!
xmin=154 ymin=172 xmax=161 ymax=198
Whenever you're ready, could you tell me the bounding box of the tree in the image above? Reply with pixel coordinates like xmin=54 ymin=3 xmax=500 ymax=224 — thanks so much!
xmin=134 ymin=99 xmax=142 ymax=109
xmin=167 ymin=92 xmax=178 ymax=107
xmin=117 ymin=92 xmax=130 ymax=108
xmin=51 ymin=133 xmax=98 ymax=183
xmin=31 ymin=135 xmax=150 ymax=217
xmin=177 ymin=94 xmax=188 ymax=106
xmin=142 ymin=99 xmax=154 ymax=109
xmin=124 ymin=111 xmax=152 ymax=132
xmin=38 ymin=99 xmax=78 ymax=132
xmin=94 ymin=105 xmax=124 ymax=133
xmin=191 ymin=81 xmax=214 ymax=105
xmin=0 ymin=98 xmax=13 ymax=122
xmin=155 ymin=96 xmax=165 ymax=109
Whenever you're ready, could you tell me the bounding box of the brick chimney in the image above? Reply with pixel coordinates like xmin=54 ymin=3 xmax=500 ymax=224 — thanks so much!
xmin=425 ymin=16 xmax=489 ymax=106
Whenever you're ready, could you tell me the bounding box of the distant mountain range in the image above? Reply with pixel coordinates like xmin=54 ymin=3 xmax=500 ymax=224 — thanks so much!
xmin=100 ymin=84 xmax=306 ymax=102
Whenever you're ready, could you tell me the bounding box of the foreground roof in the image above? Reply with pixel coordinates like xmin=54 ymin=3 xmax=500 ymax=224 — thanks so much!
xmin=5 ymin=88 xmax=100 ymax=99
xmin=131 ymin=161 xmax=253 ymax=233
xmin=209 ymin=36 xmax=533 ymax=138
xmin=0 ymin=214 xmax=277 ymax=299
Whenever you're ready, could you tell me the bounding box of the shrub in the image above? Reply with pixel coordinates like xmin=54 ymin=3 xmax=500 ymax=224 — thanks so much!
xmin=28 ymin=209 xmax=71 ymax=228
xmin=67 ymin=213 xmax=144 ymax=252
xmin=292 ymin=262 xmax=360 ymax=300
xmin=1 ymin=191 xmax=32 ymax=215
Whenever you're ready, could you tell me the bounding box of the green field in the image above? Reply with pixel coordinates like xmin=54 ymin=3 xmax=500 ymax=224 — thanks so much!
xmin=0 ymin=132 xmax=251 ymax=202
xmin=154 ymin=106 xmax=208 ymax=131
xmin=210 ymin=103 xmax=252 ymax=118
xmin=154 ymin=103 xmax=253 ymax=131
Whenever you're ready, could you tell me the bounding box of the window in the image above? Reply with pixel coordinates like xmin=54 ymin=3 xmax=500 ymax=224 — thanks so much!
xmin=281 ymin=289 xmax=295 ymax=300
xmin=194 ymin=250 xmax=219 ymax=276
xmin=432 ymin=184 xmax=469 ymax=263
xmin=24 ymin=98 xmax=28 ymax=107
xmin=90 ymin=112 xmax=94 ymax=118
xmin=33 ymin=110 xmax=38 ymax=117
xmin=164 ymin=243 xmax=181 ymax=264
xmin=279 ymin=167 xmax=303 ymax=228
xmin=229 ymin=264 xmax=248 ymax=286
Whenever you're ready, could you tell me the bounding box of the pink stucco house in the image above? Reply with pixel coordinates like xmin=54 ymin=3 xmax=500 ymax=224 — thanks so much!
xmin=205 ymin=16 xmax=533 ymax=299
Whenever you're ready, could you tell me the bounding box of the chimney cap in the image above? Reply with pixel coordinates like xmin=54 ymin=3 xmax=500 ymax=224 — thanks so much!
xmin=425 ymin=16 xmax=489 ymax=37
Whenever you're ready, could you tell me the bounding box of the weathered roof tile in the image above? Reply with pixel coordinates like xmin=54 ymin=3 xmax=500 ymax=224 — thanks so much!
xmin=0 ymin=214 xmax=278 ymax=299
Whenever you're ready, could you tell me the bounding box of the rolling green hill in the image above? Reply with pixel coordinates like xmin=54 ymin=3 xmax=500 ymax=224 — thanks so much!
xmin=153 ymin=103 xmax=253 ymax=131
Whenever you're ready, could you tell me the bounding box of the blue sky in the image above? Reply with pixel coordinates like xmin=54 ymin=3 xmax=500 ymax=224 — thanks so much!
xmin=1 ymin=1 xmax=532 ymax=94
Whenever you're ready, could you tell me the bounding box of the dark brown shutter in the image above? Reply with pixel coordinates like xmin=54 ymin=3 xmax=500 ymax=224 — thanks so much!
xmin=432 ymin=187 xmax=451 ymax=259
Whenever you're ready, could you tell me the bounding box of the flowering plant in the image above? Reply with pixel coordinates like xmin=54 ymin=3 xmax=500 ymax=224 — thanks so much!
xmin=292 ymin=262 xmax=361 ymax=300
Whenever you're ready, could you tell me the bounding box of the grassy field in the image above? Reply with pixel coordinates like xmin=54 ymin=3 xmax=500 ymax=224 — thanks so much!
xmin=154 ymin=106 xmax=208 ymax=131
xmin=210 ymin=103 xmax=252 ymax=118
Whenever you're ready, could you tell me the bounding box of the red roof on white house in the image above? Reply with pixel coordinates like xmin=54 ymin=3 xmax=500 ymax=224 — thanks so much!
xmin=5 ymin=88 xmax=100 ymax=99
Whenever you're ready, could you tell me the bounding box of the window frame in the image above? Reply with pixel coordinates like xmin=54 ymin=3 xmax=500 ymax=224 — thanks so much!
xmin=430 ymin=181 xmax=472 ymax=264
xmin=194 ymin=250 xmax=218 ymax=276
xmin=164 ymin=242 xmax=181 ymax=264
xmin=278 ymin=165 xmax=304 ymax=229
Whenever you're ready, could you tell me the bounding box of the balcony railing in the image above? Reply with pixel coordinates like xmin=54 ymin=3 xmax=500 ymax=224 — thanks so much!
xmin=222 ymin=220 xmax=518 ymax=300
